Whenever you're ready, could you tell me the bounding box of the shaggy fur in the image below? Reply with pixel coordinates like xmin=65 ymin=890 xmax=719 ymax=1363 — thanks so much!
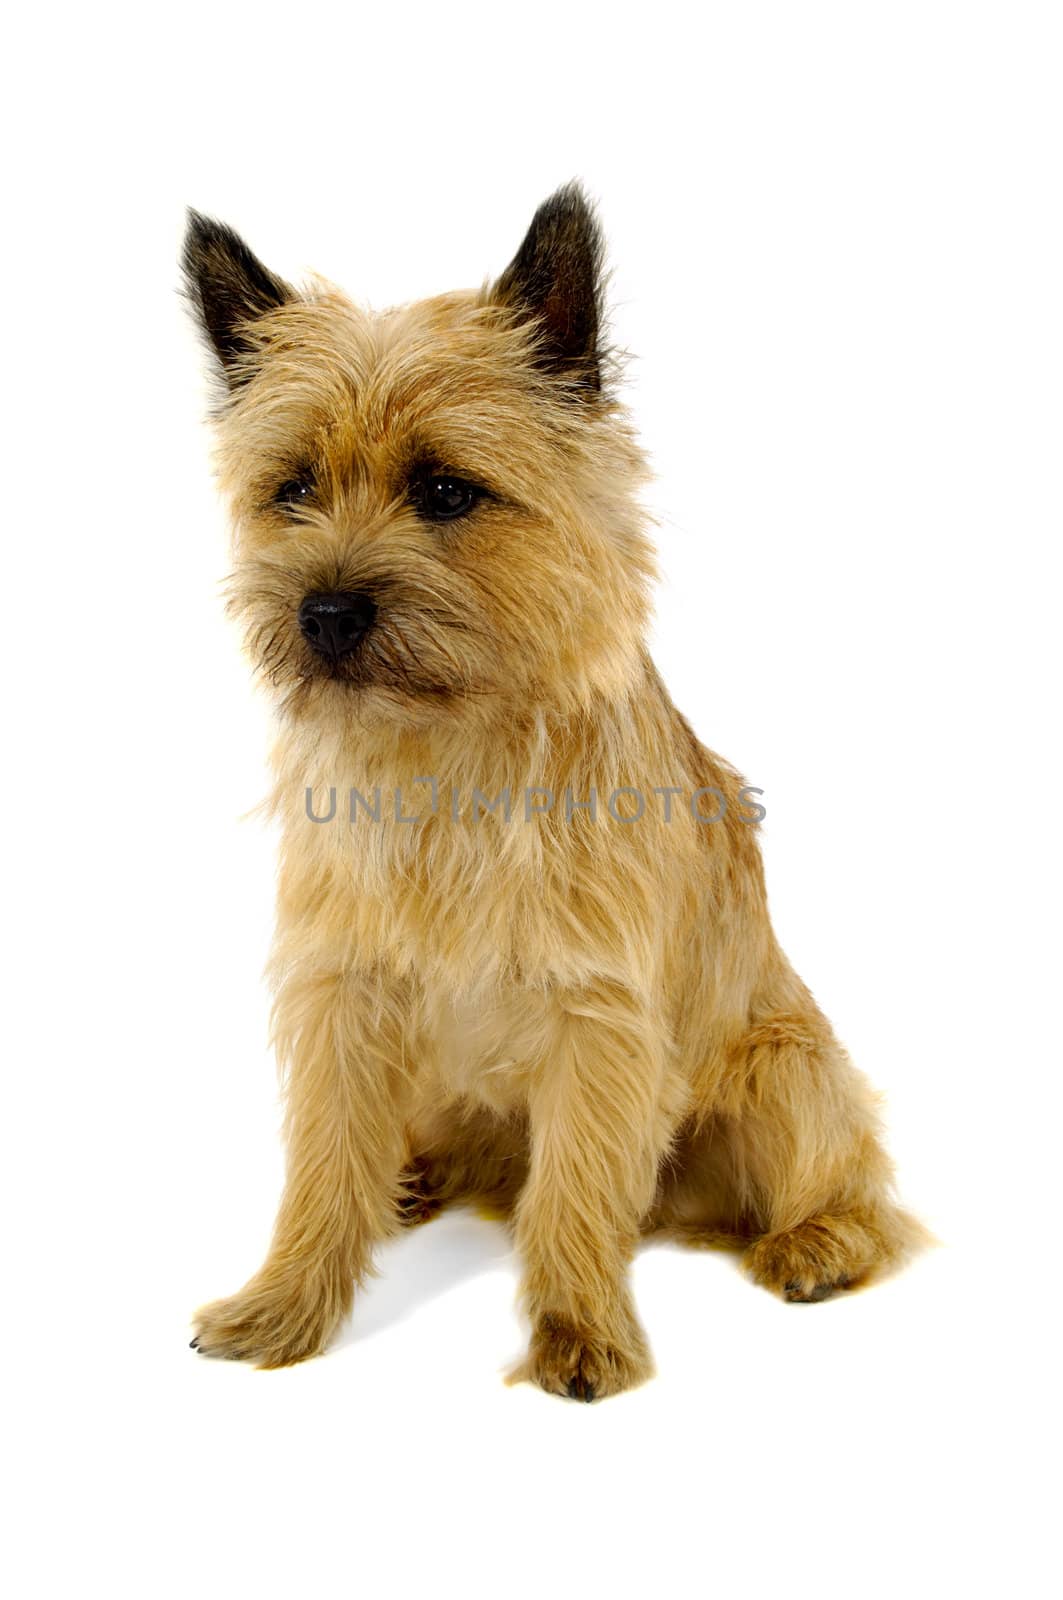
xmin=184 ymin=184 xmax=925 ymax=1399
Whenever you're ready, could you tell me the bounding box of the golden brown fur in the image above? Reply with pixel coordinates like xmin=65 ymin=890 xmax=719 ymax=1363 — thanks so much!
xmin=184 ymin=186 xmax=926 ymax=1398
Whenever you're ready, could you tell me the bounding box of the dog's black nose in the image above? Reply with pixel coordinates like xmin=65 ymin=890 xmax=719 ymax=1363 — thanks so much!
xmin=298 ymin=591 xmax=377 ymax=659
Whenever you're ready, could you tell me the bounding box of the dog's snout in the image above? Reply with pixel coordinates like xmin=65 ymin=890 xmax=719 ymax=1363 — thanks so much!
xmin=298 ymin=591 xmax=377 ymax=658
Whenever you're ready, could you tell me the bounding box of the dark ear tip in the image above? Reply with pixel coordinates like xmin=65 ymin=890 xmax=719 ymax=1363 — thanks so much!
xmin=533 ymin=179 xmax=602 ymax=237
xmin=183 ymin=207 xmax=214 ymax=245
xmin=494 ymin=180 xmax=607 ymax=392
xmin=180 ymin=210 xmax=293 ymax=379
xmin=181 ymin=209 xmax=245 ymax=268
xmin=547 ymin=177 xmax=597 ymax=215
xmin=181 ymin=209 xmax=224 ymax=278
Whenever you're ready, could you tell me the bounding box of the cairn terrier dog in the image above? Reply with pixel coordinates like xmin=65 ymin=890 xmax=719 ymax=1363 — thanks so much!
xmin=184 ymin=183 xmax=923 ymax=1399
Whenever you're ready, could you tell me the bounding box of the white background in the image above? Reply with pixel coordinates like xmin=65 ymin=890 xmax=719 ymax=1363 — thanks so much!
xmin=4 ymin=3 xmax=1060 ymax=1596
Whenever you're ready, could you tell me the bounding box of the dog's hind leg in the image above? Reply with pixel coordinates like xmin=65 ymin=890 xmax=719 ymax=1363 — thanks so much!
xmin=714 ymin=1009 xmax=929 ymax=1301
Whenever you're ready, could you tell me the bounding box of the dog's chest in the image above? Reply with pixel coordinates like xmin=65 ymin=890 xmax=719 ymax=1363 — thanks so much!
xmin=415 ymin=980 xmax=549 ymax=1112
xmin=340 ymin=823 xmax=570 ymax=1107
xmin=291 ymin=800 xmax=606 ymax=1107
xmin=314 ymin=805 xmax=586 ymax=979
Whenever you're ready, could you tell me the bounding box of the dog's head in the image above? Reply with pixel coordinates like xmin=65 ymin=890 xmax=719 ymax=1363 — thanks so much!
xmin=183 ymin=184 xmax=654 ymax=728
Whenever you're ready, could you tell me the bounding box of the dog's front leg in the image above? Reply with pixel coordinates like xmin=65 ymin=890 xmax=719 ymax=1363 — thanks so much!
xmin=192 ymin=967 xmax=408 ymax=1367
xmin=512 ymin=979 xmax=674 ymax=1401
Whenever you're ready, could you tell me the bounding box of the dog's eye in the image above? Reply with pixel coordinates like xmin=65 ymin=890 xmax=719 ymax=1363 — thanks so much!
xmin=274 ymin=474 xmax=315 ymax=512
xmin=410 ymin=473 xmax=483 ymax=523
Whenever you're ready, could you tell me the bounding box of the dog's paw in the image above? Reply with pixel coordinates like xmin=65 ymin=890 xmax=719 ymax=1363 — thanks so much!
xmin=512 ymin=1312 xmax=653 ymax=1402
xmin=190 ymin=1270 xmax=348 ymax=1368
xmin=744 ymin=1217 xmax=866 ymax=1304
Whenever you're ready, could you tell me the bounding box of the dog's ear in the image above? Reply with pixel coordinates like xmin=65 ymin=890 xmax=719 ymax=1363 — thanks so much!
xmin=492 ymin=182 xmax=605 ymax=394
xmin=181 ymin=211 xmax=294 ymax=385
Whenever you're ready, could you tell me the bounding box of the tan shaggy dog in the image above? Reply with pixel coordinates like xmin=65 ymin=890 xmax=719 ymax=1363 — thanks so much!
xmin=184 ymin=184 xmax=925 ymax=1399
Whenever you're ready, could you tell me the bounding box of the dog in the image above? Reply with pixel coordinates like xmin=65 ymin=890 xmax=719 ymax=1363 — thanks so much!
xmin=183 ymin=183 xmax=925 ymax=1399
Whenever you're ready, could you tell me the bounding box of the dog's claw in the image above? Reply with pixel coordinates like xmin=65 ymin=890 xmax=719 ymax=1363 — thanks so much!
xmin=565 ymin=1374 xmax=597 ymax=1402
xmin=784 ymin=1280 xmax=834 ymax=1303
xmin=189 ymin=1337 xmax=200 ymax=1349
